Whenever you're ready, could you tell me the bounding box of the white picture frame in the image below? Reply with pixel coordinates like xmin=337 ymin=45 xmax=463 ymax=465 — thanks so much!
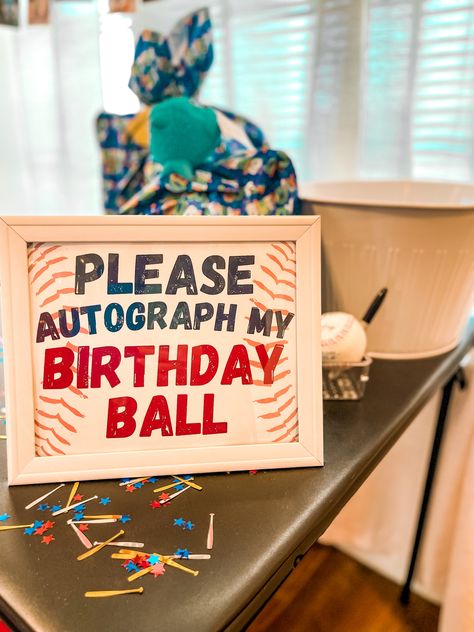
xmin=0 ymin=215 xmax=322 ymax=485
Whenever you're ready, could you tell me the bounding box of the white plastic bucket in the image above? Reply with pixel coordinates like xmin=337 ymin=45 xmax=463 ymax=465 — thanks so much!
xmin=300 ymin=180 xmax=474 ymax=359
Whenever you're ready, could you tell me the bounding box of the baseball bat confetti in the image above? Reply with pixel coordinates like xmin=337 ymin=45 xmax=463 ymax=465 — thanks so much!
xmin=85 ymin=588 xmax=144 ymax=598
xmin=25 ymin=483 xmax=65 ymax=510
xmin=77 ymin=529 xmax=124 ymax=561
xmin=207 ymin=513 xmax=215 ymax=550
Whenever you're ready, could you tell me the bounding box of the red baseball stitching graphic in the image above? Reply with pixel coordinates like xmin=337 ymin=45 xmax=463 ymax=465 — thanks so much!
xmin=28 ymin=243 xmax=87 ymax=457
xmin=246 ymin=241 xmax=298 ymax=443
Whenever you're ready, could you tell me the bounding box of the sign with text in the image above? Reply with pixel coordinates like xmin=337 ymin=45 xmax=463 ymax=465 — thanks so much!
xmin=0 ymin=216 xmax=322 ymax=484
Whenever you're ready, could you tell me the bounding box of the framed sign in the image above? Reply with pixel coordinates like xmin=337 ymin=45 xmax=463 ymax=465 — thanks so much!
xmin=0 ymin=216 xmax=322 ymax=485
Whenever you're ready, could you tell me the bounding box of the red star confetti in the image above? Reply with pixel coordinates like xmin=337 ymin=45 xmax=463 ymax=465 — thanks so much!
xmin=43 ymin=520 xmax=55 ymax=531
xmin=138 ymin=557 xmax=150 ymax=569
xmin=150 ymin=500 xmax=161 ymax=509
xmin=35 ymin=525 xmax=49 ymax=536
xmin=73 ymin=493 xmax=84 ymax=502
xmin=159 ymin=492 xmax=170 ymax=502
xmin=150 ymin=563 xmax=165 ymax=577
xmin=78 ymin=524 xmax=89 ymax=532
xmin=125 ymin=486 xmax=135 ymax=493
xmin=41 ymin=534 xmax=55 ymax=545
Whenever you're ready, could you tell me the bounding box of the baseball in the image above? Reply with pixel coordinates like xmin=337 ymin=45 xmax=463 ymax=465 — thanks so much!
xmin=321 ymin=312 xmax=367 ymax=363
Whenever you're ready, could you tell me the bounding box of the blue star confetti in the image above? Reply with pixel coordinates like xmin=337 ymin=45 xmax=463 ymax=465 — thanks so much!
xmin=51 ymin=504 xmax=62 ymax=513
xmin=99 ymin=497 xmax=111 ymax=506
xmin=33 ymin=520 xmax=44 ymax=529
xmin=174 ymin=517 xmax=185 ymax=527
xmin=133 ymin=482 xmax=144 ymax=489
xmin=174 ymin=483 xmax=185 ymax=491
xmin=24 ymin=526 xmax=36 ymax=536
xmin=175 ymin=548 xmax=190 ymax=559
xmin=119 ymin=514 xmax=131 ymax=524
xmin=185 ymin=521 xmax=194 ymax=531
xmin=73 ymin=512 xmax=84 ymax=521
xmin=74 ymin=504 xmax=86 ymax=513
xmin=125 ymin=561 xmax=140 ymax=573
xmin=147 ymin=553 xmax=160 ymax=565
xmin=147 ymin=477 xmax=158 ymax=483
xmin=37 ymin=504 xmax=49 ymax=512
xmin=0 ymin=513 xmax=10 ymax=522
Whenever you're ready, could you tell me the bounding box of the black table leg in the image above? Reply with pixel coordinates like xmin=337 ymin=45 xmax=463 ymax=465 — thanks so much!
xmin=400 ymin=366 xmax=467 ymax=605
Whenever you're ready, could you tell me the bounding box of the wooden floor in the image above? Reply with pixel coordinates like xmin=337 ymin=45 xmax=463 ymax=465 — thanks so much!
xmin=249 ymin=545 xmax=439 ymax=632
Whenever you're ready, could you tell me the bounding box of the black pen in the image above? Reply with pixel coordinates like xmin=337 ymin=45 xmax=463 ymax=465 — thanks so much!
xmin=362 ymin=288 xmax=388 ymax=326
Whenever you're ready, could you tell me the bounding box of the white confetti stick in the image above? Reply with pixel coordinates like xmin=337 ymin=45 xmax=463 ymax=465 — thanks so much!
xmin=25 ymin=483 xmax=65 ymax=510
xmin=93 ymin=541 xmax=144 ymax=549
xmin=70 ymin=518 xmax=118 ymax=524
xmin=171 ymin=554 xmax=211 ymax=560
xmin=119 ymin=477 xmax=150 ymax=487
xmin=160 ymin=486 xmax=190 ymax=504
xmin=52 ymin=495 xmax=98 ymax=516
xmin=207 ymin=513 xmax=215 ymax=550
xmin=69 ymin=522 xmax=93 ymax=549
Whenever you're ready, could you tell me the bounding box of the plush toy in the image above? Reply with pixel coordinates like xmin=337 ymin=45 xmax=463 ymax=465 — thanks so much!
xmin=149 ymin=96 xmax=221 ymax=180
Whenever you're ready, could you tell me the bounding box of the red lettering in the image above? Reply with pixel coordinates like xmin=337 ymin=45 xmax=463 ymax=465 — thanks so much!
xmin=91 ymin=346 xmax=121 ymax=388
xmin=139 ymin=395 xmax=173 ymax=436
xmin=76 ymin=346 xmax=90 ymax=388
xmin=190 ymin=345 xmax=219 ymax=386
xmin=124 ymin=345 xmax=155 ymax=387
xmin=175 ymin=394 xmax=201 ymax=435
xmin=157 ymin=345 xmax=188 ymax=386
xmin=43 ymin=347 xmax=74 ymax=389
xmin=202 ymin=394 xmax=227 ymax=434
xmin=106 ymin=396 xmax=137 ymax=438
xmin=220 ymin=344 xmax=252 ymax=385
xmin=255 ymin=343 xmax=284 ymax=384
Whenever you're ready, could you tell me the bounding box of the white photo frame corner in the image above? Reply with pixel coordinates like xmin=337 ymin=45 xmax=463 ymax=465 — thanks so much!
xmin=0 ymin=215 xmax=323 ymax=485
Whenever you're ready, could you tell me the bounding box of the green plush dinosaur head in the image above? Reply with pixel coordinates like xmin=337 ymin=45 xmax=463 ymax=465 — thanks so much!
xmin=149 ymin=96 xmax=221 ymax=180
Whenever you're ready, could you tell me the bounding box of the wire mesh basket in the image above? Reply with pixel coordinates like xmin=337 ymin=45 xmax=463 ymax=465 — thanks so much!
xmin=322 ymin=357 xmax=372 ymax=401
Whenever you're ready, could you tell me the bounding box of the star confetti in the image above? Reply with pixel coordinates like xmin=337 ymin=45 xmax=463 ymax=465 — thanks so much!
xmin=148 ymin=477 xmax=158 ymax=483
xmin=37 ymin=504 xmax=49 ymax=511
xmin=99 ymin=497 xmax=111 ymax=506
xmin=159 ymin=493 xmax=170 ymax=502
xmin=33 ymin=520 xmax=44 ymax=530
xmin=133 ymin=482 xmax=144 ymax=489
xmin=175 ymin=548 xmax=190 ymax=559
xmin=150 ymin=563 xmax=166 ymax=577
xmin=0 ymin=513 xmax=10 ymax=522
xmin=74 ymin=504 xmax=86 ymax=512
xmin=138 ymin=557 xmax=150 ymax=569
xmin=43 ymin=521 xmax=55 ymax=531
xmin=35 ymin=524 xmax=49 ymax=536
xmin=73 ymin=494 xmax=84 ymax=502
xmin=73 ymin=512 xmax=84 ymax=521
xmin=174 ymin=483 xmax=185 ymax=491
xmin=174 ymin=517 xmax=185 ymax=527
xmin=51 ymin=504 xmax=62 ymax=513
xmin=125 ymin=486 xmax=135 ymax=493
xmin=125 ymin=561 xmax=139 ymax=573
xmin=185 ymin=521 xmax=194 ymax=531
xmin=147 ymin=554 xmax=160 ymax=565
xmin=78 ymin=524 xmax=89 ymax=532
xmin=41 ymin=534 xmax=55 ymax=545
xmin=24 ymin=526 xmax=36 ymax=536
xmin=150 ymin=501 xmax=161 ymax=509
xmin=119 ymin=514 xmax=131 ymax=524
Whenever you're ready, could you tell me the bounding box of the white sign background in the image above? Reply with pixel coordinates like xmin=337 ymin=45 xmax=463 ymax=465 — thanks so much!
xmin=29 ymin=241 xmax=298 ymax=456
